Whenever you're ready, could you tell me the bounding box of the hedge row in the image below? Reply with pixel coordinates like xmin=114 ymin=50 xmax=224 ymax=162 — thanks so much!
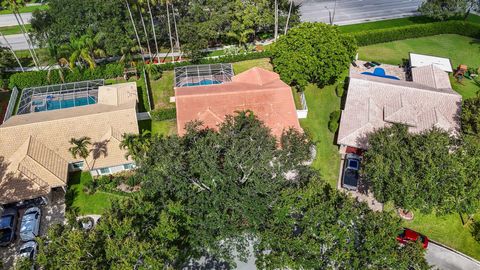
xmin=8 ymin=63 xmax=123 ymax=89
xmin=351 ymin=21 xmax=480 ymax=46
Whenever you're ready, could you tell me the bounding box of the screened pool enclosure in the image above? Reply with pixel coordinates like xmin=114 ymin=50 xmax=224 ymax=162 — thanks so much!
xmin=174 ymin=63 xmax=234 ymax=87
xmin=16 ymin=80 xmax=105 ymax=115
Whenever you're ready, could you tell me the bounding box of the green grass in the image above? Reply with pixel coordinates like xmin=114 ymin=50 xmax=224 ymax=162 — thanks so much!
xmin=451 ymin=76 xmax=480 ymax=99
xmin=0 ymin=5 xmax=49 ymax=15
xmin=66 ymin=172 xmax=124 ymax=215
xmin=300 ymin=82 xmax=343 ymax=188
xmin=138 ymin=119 xmax=176 ymax=136
xmin=151 ymin=71 xmax=174 ymax=108
xmin=0 ymin=24 xmax=31 ymax=35
xmin=232 ymin=58 xmax=273 ymax=74
xmin=206 ymin=49 xmax=225 ymax=57
xmin=404 ymin=211 xmax=480 ymax=259
xmin=339 ymin=14 xmax=480 ymax=33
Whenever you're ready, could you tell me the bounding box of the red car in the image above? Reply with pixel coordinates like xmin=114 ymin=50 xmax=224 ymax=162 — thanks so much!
xmin=396 ymin=228 xmax=429 ymax=249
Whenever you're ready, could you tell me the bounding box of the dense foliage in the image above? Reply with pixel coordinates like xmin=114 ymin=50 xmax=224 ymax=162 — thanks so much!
xmin=37 ymin=112 xmax=428 ymax=269
xmin=257 ymin=179 xmax=429 ymax=269
xmin=150 ymin=107 xmax=176 ymax=121
xmin=30 ymin=0 xmax=299 ymax=60
xmin=351 ymin=20 xmax=480 ymax=46
xmin=462 ymin=95 xmax=480 ymax=137
xmin=363 ymin=124 xmax=480 ymax=223
xmin=8 ymin=63 xmax=123 ymax=89
xmin=419 ymin=0 xmax=478 ymax=21
xmin=271 ymin=23 xmax=357 ymax=90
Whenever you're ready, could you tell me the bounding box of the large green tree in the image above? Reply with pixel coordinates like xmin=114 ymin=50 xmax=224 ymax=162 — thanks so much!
xmin=271 ymin=22 xmax=357 ymax=90
xmin=462 ymin=95 xmax=480 ymax=137
xmin=256 ymin=178 xmax=429 ymax=269
xmin=419 ymin=0 xmax=479 ymax=21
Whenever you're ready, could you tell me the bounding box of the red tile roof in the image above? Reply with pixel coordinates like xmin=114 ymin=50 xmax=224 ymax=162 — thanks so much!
xmin=175 ymin=68 xmax=301 ymax=138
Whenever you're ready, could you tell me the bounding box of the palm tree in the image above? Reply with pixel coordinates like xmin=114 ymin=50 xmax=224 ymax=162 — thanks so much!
xmin=120 ymin=131 xmax=151 ymax=160
xmin=274 ymin=0 xmax=279 ymax=40
xmin=0 ymin=31 xmax=24 ymax=72
xmin=161 ymin=0 xmax=175 ymax=62
xmin=1 ymin=0 xmax=39 ymax=67
xmin=135 ymin=2 xmax=153 ymax=60
xmin=126 ymin=0 xmax=145 ymax=62
xmin=62 ymin=32 xmax=106 ymax=69
xmin=227 ymin=29 xmax=255 ymax=47
xmin=170 ymin=1 xmax=181 ymax=60
xmin=146 ymin=0 xmax=161 ymax=63
xmin=46 ymin=58 xmax=70 ymax=84
xmin=284 ymin=0 xmax=294 ymax=35
xmin=69 ymin=137 xmax=92 ymax=171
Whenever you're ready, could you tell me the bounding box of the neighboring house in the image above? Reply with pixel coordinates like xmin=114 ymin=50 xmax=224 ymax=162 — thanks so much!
xmin=337 ymin=60 xmax=462 ymax=152
xmin=0 ymin=82 xmax=139 ymax=204
xmin=174 ymin=66 xmax=301 ymax=138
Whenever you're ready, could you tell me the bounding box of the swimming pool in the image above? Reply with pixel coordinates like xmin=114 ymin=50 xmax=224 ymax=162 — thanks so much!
xmin=34 ymin=96 xmax=97 ymax=112
xmin=184 ymin=79 xmax=222 ymax=87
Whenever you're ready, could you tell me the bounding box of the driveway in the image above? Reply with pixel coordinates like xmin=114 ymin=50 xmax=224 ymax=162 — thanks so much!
xmin=297 ymin=0 xmax=424 ymax=25
xmin=426 ymin=242 xmax=480 ymax=270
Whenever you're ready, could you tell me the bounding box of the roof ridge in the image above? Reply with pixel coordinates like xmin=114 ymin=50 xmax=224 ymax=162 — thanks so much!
xmin=26 ymin=136 xmax=68 ymax=183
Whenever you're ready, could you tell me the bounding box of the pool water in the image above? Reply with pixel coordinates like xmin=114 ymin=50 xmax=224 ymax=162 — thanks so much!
xmin=34 ymin=96 xmax=97 ymax=112
xmin=184 ymin=79 xmax=222 ymax=87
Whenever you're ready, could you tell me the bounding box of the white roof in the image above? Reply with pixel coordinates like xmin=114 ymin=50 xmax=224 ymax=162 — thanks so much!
xmin=409 ymin=53 xmax=453 ymax=72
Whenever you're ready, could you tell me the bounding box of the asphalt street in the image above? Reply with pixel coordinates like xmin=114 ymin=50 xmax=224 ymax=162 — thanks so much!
xmin=297 ymin=0 xmax=424 ymax=25
xmin=426 ymin=242 xmax=480 ymax=270
xmin=0 ymin=12 xmax=32 ymax=27
xmin=1 ymin=33 xmax=35 ymax=51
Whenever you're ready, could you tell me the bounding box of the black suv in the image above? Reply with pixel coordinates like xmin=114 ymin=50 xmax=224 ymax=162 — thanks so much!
xmin=0 ymin=208 xmax=19 ymax=247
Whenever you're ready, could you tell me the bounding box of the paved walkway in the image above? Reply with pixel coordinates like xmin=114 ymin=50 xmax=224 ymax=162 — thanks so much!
xmin=426 ymin=242 xmax=480 ymax=270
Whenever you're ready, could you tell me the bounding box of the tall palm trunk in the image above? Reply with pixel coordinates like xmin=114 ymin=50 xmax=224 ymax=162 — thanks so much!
xmin=0 ymin=31 xmax=24 ymax=72
xmin=17 ymin=11 xmax=40 ymax=67
xmin=147 ymin=0 xmax=160 ymax=63
xmin=138 ymin=9 xmax=153 ymax=60
xmin=165 ymin=2 xmax=175 ymax=63
xmin=284 ymin=0 xmax=293 ymax=35
xmin=274 ymin=0 xmax=278 ymax=41
xmin=171 ymin=3 xmax=181 ymax=60
xmin=12 ymin=12 xmax=38 ymax=68
xmin=126 ymin=0 xmax=145 ymax=62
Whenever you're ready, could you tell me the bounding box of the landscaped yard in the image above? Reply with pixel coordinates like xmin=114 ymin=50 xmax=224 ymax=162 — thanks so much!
xmin=66 ymin=172 xmax=124 ymax=215
xmin=359 ymin=34 xmax=480 ymax=99
xmin=0 ymin=4 xmax=49 ymax=15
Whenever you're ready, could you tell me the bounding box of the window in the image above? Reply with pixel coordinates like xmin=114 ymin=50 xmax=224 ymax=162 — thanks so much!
xmin=123 ymin=163 xmax=135 ymax=170
xmin=99 ymin=167 xmax=111 ymax=175
xmin=72 ymin=161 xmax=84 ymax=170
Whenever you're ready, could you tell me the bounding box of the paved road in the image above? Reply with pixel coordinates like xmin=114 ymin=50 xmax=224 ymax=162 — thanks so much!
xmin=1 ymin=33 xmax=36 ymax=51
xmin=426 ymin=242 xmax=480 ymax=270
xmin=297 ymin=0 xmax=424 ymax=25
xmin=0 ymin=12 xmax=32 ymax=27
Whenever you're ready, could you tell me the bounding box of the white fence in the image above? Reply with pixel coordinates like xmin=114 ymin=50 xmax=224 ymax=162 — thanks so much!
xmin=296 ymin=91 xmax=308 ymax=119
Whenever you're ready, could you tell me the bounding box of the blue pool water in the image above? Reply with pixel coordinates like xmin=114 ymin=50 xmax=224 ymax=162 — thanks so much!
xmin=34 ymin=96 xmax=97 ymax=112
xmin=184 ymin=79 xmax=222 ymax=87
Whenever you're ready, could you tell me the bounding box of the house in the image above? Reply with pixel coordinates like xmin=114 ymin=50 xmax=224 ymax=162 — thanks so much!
xmin=0 ymin=82 xmax=139 ymax=204
xmin=174 ymin=66 xmax=301 ymax=138
xmin=337 ymin=61 xmax=462 ymax=152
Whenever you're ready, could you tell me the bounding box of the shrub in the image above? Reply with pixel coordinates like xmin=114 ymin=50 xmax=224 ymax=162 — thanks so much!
xmin=336 ymin=84 xmax=344 ymax=97
xmin=351 ymin=21 xmax=480 ymax=46
xmin=272 ymin=23 xmax=357 ymax=90
xmin=328 ymin=110 xmax=341 ymax=133
xmin=151 ymin=107 xmax=176 ymax=121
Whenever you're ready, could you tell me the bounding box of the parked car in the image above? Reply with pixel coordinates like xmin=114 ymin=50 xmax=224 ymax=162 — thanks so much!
xmin=20 ymin=207 xmax=41 ymax=242
xmin=342 ymin=154 xmax=361 ymax=191
xmin=18 ymin=240 xmax=38 ymax=260
xmin=16 ymin=197 xmax=48 ymax=209
xmin=0 ymin=208 xmax=19 ymax=247
xmin=396 ymin=228 xmax=429 ymax=249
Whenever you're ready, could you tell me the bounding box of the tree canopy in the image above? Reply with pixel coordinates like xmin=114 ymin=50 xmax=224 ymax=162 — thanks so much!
xmin=462 ymin=95 xmax=480 ymax=137
xmin=37 ymin=112 xmax=428 ymax=269
xmin=418 ymin=0 xmax=479 ymax=20
xmin=271 ymin=22 xmax=357 ymax=90
xmin=362 ymin=124 xmax=480 ymax=223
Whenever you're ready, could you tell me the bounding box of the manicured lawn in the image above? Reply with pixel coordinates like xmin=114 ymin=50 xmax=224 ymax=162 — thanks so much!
xmin=359 ymin=34 xmax=480 ymax=99
xmin=450 ymin=76 xmax=479 ymax=99
xmin=151 ymin=71 xmax=174 ymax=108
xmin=0 ymin=5 xmax=49 ymax=15
xmin=339 ymin=14 xmax=480 ymax=33
xmin=66 ymin=172 xmax=124 ymax=215
xmin=232 ymin=58 xmax=273 ymax=74
xmin=138 ymin=119 xmax=176 ymax=136
xmin=0 ymin=24 xmax=31 ymax=35
xmin=405 ymin=211 xmax=480 ymax=259
xmin=300 ymin=82 xmax=343 ymax=188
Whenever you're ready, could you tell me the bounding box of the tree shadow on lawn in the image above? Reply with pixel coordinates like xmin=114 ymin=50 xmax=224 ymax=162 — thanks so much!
xmin=65 ymin=172 xmax=81 ymax=211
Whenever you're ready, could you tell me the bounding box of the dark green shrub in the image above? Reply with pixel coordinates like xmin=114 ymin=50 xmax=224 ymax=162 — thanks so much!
xmin=83 ymin=179 xmax=97 ymax=195
xmin=328 ymin=110 xmax=341 ymax=133
xmin=336 ymin=84 xmax=344 ymax=97
xmin=151 ymin=107 xmax=176 ymax=121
